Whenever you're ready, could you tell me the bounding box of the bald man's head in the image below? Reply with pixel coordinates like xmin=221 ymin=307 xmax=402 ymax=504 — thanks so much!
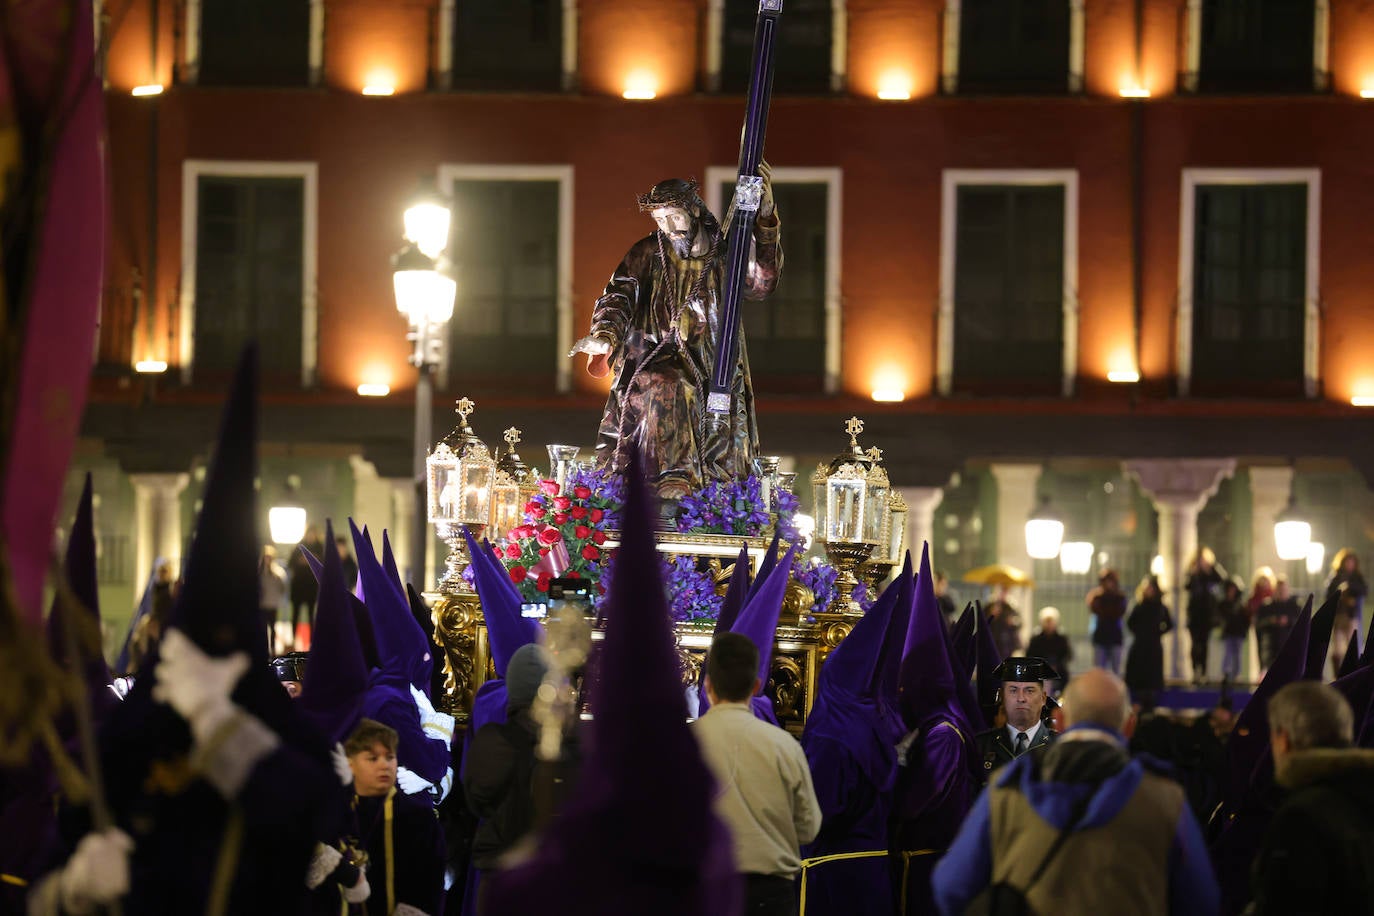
xmin=1061 ymin=668 xmax=1132 ymax=733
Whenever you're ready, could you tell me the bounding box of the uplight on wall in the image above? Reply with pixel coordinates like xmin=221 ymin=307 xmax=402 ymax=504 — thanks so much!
xmin=1107 ymin=370 xmax=1140 ymax=383
xmin=1119 ymin=85 xmax=1151 ymax=99
xmin=1361 ymin=87 xmax=1374 ymax=99
xmin=871 ymin=388 xmax=906 ymax=403
xmin=622 ymin=71 xmax=657 ymax=100
xmin=134 ymin=359 xmax=168 ymax=374
xmin=357 ymin=383 xmax=391 ymax=397
xmin=876 ymin=71 xmax=912 ymax=101
xmin=362 ymin=84 xmax=395 ymax=97
xmin=131 ymin=84 xmax=164 ymax=97
xmin=1352 ymin=396 xmax=1374 ymax=407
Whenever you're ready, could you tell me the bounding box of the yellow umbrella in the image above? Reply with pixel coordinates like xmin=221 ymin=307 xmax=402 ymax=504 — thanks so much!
xmin=961 ymin=563 xmax=1035 ymax=589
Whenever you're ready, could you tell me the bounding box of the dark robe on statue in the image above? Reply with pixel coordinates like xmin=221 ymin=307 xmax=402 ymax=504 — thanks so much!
xmin=588 ymin=211 xmax=781 ymax=491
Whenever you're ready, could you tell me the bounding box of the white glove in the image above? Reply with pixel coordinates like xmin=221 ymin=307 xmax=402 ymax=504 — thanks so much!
xmin=896 ymin=728 xmax=921 ymax=767
xmin=152 ymin=628 xmax=249 ymax=742
xmin=438 ymin=767 xmax=454 ymax=804
xmin=411 ymin=685 xmax=455 ymax=748
xmin=395 ymin=766 xmax=433 ymax=796
xmin=567 ymin=335 xmax=611 ymax=358
xmin=342 ymin=872 xmax=370 ymax=904
xmin=58 ymin=828 xmax=133 ymax=914
xmin=305 ymin=842 xmax=342 ymax=890
xmin=331 ymin=742 xmax=353 ymax=786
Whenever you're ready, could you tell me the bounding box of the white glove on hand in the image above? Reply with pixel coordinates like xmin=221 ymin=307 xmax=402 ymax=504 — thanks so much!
xmin=59 ymin=828 xmax=133 ymax=914
xmin=395 ymin=766 xmax=433 ymax=796
xmin=411 ymin=685 xmax=455 ymax=748
xmin=437 ymin=767 xmax=454 ymax=804
xmin=342 ymin=872 xmax=371 ymax=904
xmin=331 ymin=742 xmax=353 ymax=786
xmin=567 ymin=335 xmax=611 ymax=358
xmin=152 ymin=628 xmax=249 ymax=742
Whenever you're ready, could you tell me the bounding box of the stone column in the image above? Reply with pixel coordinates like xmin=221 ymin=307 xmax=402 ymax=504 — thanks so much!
xmin=898 ymin=486 xmax=944 ymax=562
xmin=129 ymin=473 xmax=189 ymax=586
xmin=1125 ymin=459 xmax=1235 ymax=679
xmin=390 ymin=480 xmax=420 ymax=588
xmin=989 ymin=463 xmax=1042 ymax=648
xmin=1248 ymin=466 xmax=1295 ymax=680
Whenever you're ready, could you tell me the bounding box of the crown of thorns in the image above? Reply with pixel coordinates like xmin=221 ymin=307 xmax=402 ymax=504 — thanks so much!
xmin=637 ymin=178 xmax=701 ymax=212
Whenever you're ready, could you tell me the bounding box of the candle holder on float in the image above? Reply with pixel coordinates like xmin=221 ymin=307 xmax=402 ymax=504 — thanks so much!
xmin=811 ymin=417 xmax=888 ymax=618
xmin=427 ymin=397 xmax=496 ymax=594
xmin=857 ymin=458 xmax=901 ymax=596
xmin=491 ymin=427 xmax=539 ymax=541
xmin=546 ymin=444 xmax=580 ymax=495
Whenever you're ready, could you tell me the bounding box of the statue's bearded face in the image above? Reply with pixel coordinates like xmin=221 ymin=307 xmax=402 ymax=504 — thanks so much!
xmin=652 ymin=206 xmax=696 ymax=258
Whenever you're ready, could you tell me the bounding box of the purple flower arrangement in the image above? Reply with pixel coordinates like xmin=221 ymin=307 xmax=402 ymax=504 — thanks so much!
xmin=674 ymin=476 xmax=771 ymax=537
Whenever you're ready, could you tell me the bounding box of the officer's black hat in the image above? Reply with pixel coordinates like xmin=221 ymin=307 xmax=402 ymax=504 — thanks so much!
xmin=990 ymin=656 xmax=1061 ymax=684
xmin=270 ymin=652 xmax=309 ymax=683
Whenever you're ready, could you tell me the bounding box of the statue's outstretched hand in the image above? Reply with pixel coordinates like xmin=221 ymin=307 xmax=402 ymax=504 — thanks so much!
xmin=570 ymin=335 xmax=613 ymax=378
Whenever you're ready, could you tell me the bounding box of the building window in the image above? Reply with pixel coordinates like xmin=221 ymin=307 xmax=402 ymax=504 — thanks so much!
xmin=193 ymin=0 xmax=314 ymax=87
xmin=706 ymin=166 xmax=842 ymax=394
xmin=1187 ymin=0 xmax=1326 ymax=93
xmin=944 ymin=0 xmax=1081 ymax=95
xmin=449 ymin=1 xmax=564 ymax=91
xmin=181 ymin=162 xmax=318 ymax=385
xmin=939 ymin=172 xmax=1078 ymax=396
xmin=1187 ymin=182 xmax=1311 ymax=393
xmin=440 ymin=170 xmax=571 ymax=391
xmin=718 ymin=0 xmax=837 ymax=94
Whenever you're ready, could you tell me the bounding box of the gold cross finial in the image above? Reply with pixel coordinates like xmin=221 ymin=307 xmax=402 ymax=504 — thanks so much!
xmin=455 ymin=397 xmax=474 ymax=421
xmin=503 ymin=427 xmax=522 ymax=448
xmin=845 ymin=416 xmax=865 ymax=446
xmin=866 ymin=446 xmax=884 ymax=462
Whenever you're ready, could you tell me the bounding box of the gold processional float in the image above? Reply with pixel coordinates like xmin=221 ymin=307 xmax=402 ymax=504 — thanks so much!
xmin=423 ymin=399 xmax=908 ymax=737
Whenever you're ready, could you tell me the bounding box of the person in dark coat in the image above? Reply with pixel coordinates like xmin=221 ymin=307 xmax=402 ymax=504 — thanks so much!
xmin=984 ymin=586 xmax=1023 ymax=660
xmin=1325 ymin=549 xmax=1367 ymax=677
xmin=463 ymin=643 xmax=555 ymax=877
xmin=1256 ymin=577 xmax=1302 ymax=674
xmin=1025 ymin=606 xmax=1072 ymax=693
xmin=1217 ymin=578 xmax=1250 ymax=685
xmin=1087 ymin=569 xmax=1128 ymax=674
xmin=1185 ymin=547 xmax=1225 ymax=684
xmin=1125 ymin=575 xmax=1173 ymax=700
xmin=1249 ymin=681 xmax=1374 ymax=915
xmin=289 ymin=524 xmax=326 ymax=646
xmin=344 ymin=718 xmax=446 ymax=916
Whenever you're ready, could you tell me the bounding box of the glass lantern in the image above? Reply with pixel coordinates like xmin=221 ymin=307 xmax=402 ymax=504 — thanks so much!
xmin=812 ymin=416 xmax=886 ymax=616
xmin=885 ymin=489 xmax=908 ymax=566
xmin=491 ymin=427 xmax=539 ymax=539
xmin=427 ymin=397 xmax=496 ymax=592
xmin=857 ymin=447 xmax=895 ymax=594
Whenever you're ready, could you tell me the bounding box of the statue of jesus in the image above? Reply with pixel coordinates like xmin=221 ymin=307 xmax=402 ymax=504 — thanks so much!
xmin=569 ymin=168 xmax=782 ymax=500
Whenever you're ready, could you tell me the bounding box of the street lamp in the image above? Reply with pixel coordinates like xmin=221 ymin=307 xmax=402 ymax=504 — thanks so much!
xmin=1059 ymin=540 xmax=1094 ymax=575
xmin=395 ymin=180 xmax=454 ymax=588
xmin=1274 ymin=498 xmax=1312 ymax=562
xmin=1025 ymin=495 xmax=1065 ymax=561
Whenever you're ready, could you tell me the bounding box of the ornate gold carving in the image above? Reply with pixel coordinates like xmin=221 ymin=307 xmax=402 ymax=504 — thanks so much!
xmin=431 ymin=592 xmax=481 ymax=722
xmin=769 ymin=654 xmax=805 ymax=721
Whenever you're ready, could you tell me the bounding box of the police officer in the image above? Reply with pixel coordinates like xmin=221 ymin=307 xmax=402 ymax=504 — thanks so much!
xmin=974 ymin=657 xmax=1060 ymax=783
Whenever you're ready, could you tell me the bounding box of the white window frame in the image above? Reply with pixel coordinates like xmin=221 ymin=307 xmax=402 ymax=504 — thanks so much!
xmin=179 ymin=160 xmax=320 ymax=386
xmin=704 ymin=0 xmax=847 ymax=93
xmin=437 ymin=1 xmax=578 ymax=91
xmin=938 ymin=169 xmax=1080 ymax=397
xmin=705 ymin=165 xmax=842 ymax=394
xmin=436 ymin=164 xmax=575 ymax=393
xmin=184 ymin=0 xmax=324 ymax=85
xmin=1176 ymin=168 xmax=1321 ymax=397
xmin=941 ymin=0 xmax=1085 ymax=94
xmin=1182 ymin=0 xmax=1328 ymax=93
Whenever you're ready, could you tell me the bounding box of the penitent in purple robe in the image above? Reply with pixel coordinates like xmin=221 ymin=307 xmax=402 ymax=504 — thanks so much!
xmin=798 ymin=553 xmax=913 ymax=916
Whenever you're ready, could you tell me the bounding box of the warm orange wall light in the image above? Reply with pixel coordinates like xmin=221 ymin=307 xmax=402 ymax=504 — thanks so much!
xmin=876 ymin=70 xmax=913 ymax=101
xmin=361 ymin=69 xmax=397 ymax=96
xmin=622 ymin=70 xmax=658 ymax=100
xmin=870 ymin=367 xmax=909 ymax=402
